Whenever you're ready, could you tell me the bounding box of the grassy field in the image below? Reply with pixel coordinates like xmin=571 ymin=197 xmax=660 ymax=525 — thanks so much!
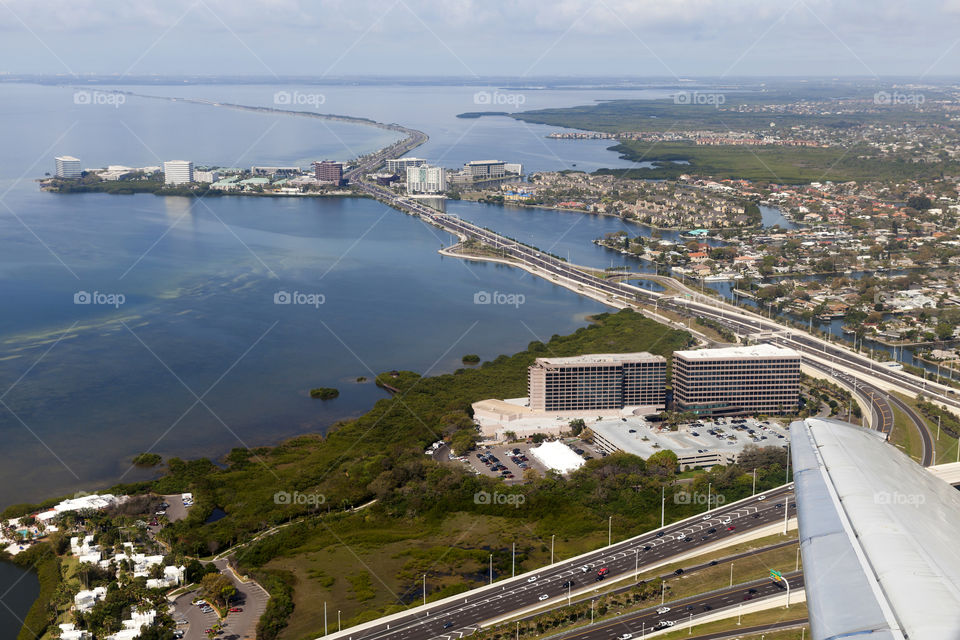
xmin=888 ymin=402 xmax=924 ymax=463
xmin=894 ymin=391 xmax=960 ymax=465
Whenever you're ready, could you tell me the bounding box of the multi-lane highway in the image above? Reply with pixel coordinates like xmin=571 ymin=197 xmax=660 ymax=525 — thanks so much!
xmin=544 ymin=572 xmax=804 ymax=640
xmin=332 ymin=488 xmax=795 ymax=640
xmin=356 ymin=181 xmax=940 ymax=465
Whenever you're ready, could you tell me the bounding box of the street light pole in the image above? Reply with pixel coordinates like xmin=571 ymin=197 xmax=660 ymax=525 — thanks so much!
xmin=489 ymin=554 xmax=493 ymax=584
xmin=423 ymin=574 xmax=426 ymax=606
xmin=551 ymin=535 xmax=555 ymax=565
xmin=608 ymin=515 xmax=612 ymax=546
xmin=512 ymin=543 xmax=515 ymax=578
xmin=337 ymin=610 xmax=341 ymax=632
xmin=661 ymin=581 xmax=665 ymax=605
xmin=730 ymin=563 xmax=733 ymax=587
xmin=707 ymin=483 xmax=712 ymax=512
xmin=796 ymin=546 xmax=801 ymax=571
xmin=752 ymin=468 xmax=757 ymax=496
xmin=784 ymin=496 xmax=790 ymax=535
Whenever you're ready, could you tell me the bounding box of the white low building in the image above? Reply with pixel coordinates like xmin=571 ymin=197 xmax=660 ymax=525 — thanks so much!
xmin=59 ymin=623 xmax=93 ymax=640
xmin=36 ymin=494 xmax=124 ymax=523
xmin=105 ymin=608 xmax=156 ymax=640
xmin=74 ymin=586 xmax=107 ymax=612
xmin=528 ymin=441 xmax=585 ymax=474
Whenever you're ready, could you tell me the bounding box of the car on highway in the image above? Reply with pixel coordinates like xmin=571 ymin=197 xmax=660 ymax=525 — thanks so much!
xmin=443 ymin=622 xmax=454 ymax=629
xmin=726 ymin=525 xmax=736 ymax=531
xmin=707 ymin=528 xmax=717 ymax=533
xmin=757 ymin=495 xmax=766 ymax=501
xmin=656 ymin=531 xmax=664 ymax=537
xmin=674 ymin=568 xmax=684 ymax=575
xmin=597 ymin=567 xmax=610 ymax=577
xmin=720 ymin=517 xmax=731 ymax=524
xmin=643 ymin=545 xmax=652 ymax=551
xmin=656 ymin=606 xmax=671 ymax=614
xmin=617 ymin=634 xmax=633 ymax=640
xmin=580 ymin=565 xmax=590 ymax=573
xmin=527 ymin=575 xmax=539 ymax=582
xmin=701 ymin=514 xmax=711 ymax=521
xmin=229 ymin=607 xmax=243 ymax=613
xmin=656 ymin=621 xmax=675 ymax=628
xmin=676 ymin=532 xmax=686 ymax=540
xmin=538 ymin=594 xmax=549 ymax=601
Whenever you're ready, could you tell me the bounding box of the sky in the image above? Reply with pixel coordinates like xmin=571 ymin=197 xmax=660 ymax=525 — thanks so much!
xmin=1 ymin=0 xmax=959 ymax=79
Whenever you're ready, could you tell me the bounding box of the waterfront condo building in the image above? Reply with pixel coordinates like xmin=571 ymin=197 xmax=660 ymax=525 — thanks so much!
xmin=163 ymin=160 xmax=194 ymax=185
xmin=465 ymin=160 xmax=507 ymax=180
xmin=55 ymin=155 xmax=82 ymax=179
xmin=385 ymin=157 xmax=426 ymax=175
xmin=406 ymin=164 xmax=447 ymax=194
xmin=528 ymin=353 xmax=666 ymax=412
xmin=313 ymin=161 xmax=344 ymax=185
xmin=671 ymin=344 xmax=800 ymax=416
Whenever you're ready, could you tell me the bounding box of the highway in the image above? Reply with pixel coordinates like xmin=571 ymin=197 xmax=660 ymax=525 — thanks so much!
xmin=544 ymin=572 xmax=804 ymax=640
xmin=333 ymin=488 xmax=795 ymax=640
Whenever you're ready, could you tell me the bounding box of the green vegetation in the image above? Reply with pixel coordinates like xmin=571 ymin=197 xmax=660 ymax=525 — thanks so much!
xmin=133 ymin=453 xmax=163 ymax=467
xmin=461 ymin=354 xmax=481 ymax=364
xmin=597 ymin=141 xmax=957 ymax=183
xmin=513 ymin=89 xmax=951 ymax=133
xmin=309 ymin=387 xmax=339 ymax=400
xmin=9 ymin=543 xmax=60 ymax=640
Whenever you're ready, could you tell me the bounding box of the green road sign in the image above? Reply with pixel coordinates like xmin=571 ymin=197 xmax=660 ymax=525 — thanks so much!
xmin=770 ymin=569 xmax=783 ymax=580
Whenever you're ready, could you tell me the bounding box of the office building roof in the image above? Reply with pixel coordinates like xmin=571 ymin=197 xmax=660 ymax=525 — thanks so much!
xmin=674 ymin=344 xmax=799 ymax=360
xmin=533 ymin=352 xmax=663 ymax=366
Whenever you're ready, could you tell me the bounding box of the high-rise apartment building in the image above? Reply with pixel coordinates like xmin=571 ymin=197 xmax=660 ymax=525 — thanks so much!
xmin=385 ymin=157 xmax=426 ymax=175
xmin=163 ymin=160 xmax=194 ymax=185
xmin=528 ymin=353 xmax=666 ymax=412
xmin=464 ymin=160 xmax=506 ymax=180
xmin=671 ymin=344 xmax=800 ymax=416
xmin=406 ymin=164 xmax=447 ymax=194
xmin=55 ymin=156 xmax=82 ymax=179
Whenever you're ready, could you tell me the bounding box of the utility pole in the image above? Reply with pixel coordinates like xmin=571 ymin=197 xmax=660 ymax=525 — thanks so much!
xmin=661 ymin=581 xmax=665 ymax=605
xmin=551 ymin=535 xmax=555 ymax=565
xmin=489 ymin=554 xmax=493 ymax=585
xmin=337 ymin=610 xmax=341 ymax=632
xmin=730 ymin=563 xmax=733 ymax=587
xmin=423 ymin=574 xmax=426 ymax=606
xmin=752 ymin=468 xmax=757 ymax=496
xmin=324 ymin=602 xmax=327 ymax=636
xmin=512 ymin=543 xmax=515 ymax=578
xmin=707 ymin=483 xmax=712 ymax=512
xmin=608 ymin=515 xmax=612 ymax=546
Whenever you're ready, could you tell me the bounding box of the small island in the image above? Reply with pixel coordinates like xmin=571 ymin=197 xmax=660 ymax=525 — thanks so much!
xmin=131 ymin=452 xmax=162 ymax=467
xmin=310 ymin=387 xmax=340 ymax=400
xmin=461 ymin=354 xmax=481 ymax=364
